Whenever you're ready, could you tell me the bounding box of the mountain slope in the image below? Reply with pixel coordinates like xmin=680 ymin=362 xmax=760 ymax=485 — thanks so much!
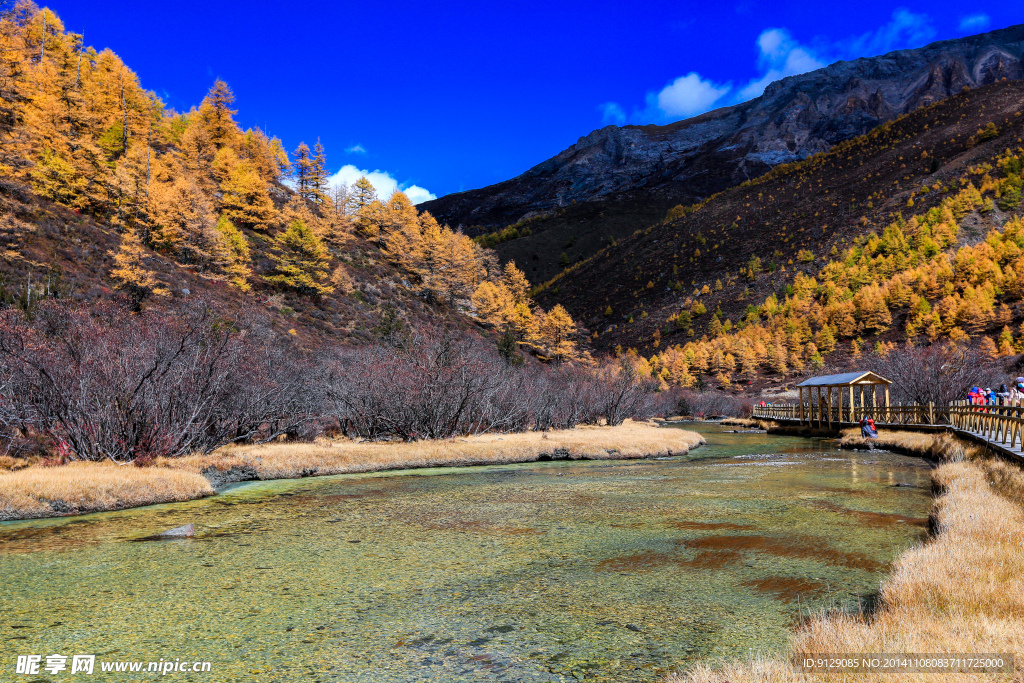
xmin=534 ymin=78 xmax=1024 ymax=371
xmin=422 ymin=24 xmax=1024 ymax=284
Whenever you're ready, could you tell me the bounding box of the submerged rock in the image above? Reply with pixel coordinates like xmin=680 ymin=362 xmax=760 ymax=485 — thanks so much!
xmin=160 ymin=523 xmax=195 ymax=537
xmin=133 ymin=523 xmax=195 ymax=541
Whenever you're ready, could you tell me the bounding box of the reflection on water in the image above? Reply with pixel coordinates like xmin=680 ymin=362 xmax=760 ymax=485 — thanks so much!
xmin=1 ymin=424 xmax=931 ymax=682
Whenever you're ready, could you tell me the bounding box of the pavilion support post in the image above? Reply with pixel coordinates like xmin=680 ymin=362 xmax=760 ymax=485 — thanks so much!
xmin=884 ymin=386 xmax=890 ymax=423
xmin=871 ymin=385 xmax=876 ymax=415
xmin=838 ymin=385 xmax=844 ymax=423
xmin=819 ymin=387 xmax=824 ymax=427
xmin=826 ymin=386 xmax=833 ymax=428
xmin=799 ymin=387 xmax=804 ymax=424
xmin=850 ymin=386 xmax=855 ymax=422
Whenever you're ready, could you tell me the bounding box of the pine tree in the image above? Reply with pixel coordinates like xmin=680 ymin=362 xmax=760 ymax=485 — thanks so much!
xmin=214 ymin=215 xmax=252 ymax=291
xmin=310 ymin=138 xmax=329 ymax=204
xmin=348 ymin=176 xmax=377 ymax=213
xmin=197 ymin=80 xmax=238 ymax=149
xmin=109 ymin=228 xmax=168 ymax=305
xmin=291 ymin=142 xmax=314 ymax=200
xmin=380 ymin=191 xmax=421 ymax=256
xmin=998 ymin=326 xmax=1015 ymax=356
xmin=241 ymin=127 xmax=289 ymax=183
xmin=220 ymin=160 xmax=277 ymax=231
xmin=502 ymin=261 xmax=531 ymax=304
xmin=538 ymin=304 xmax=577 ymax=362
xmin=509 ymin=302 xmax=538 ymax=345
xmin=979 ymin=335 xmax=999 ymax=360
xmin=471 ymin=281 xmax=514 ymax=326
xmin=266 ymin=219 xmax=333 ymax=295
xmin=429 ymin=228 xmax=485 ymax=305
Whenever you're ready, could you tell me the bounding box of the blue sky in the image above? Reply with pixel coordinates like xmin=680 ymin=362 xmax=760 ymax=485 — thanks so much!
xmin=51 ymin=1 xmax=1023 ymax=202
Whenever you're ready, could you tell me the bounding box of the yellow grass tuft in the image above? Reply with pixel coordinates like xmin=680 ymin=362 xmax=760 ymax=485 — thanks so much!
xmin=166 ymin=421 xmax=705 ymax=480
xmin=668 ymin=450 xmax=1024 ymax=683
xmin=0 ymin=422 xmax=703 ymax=520
xmin=0 ymin=462 xmax=213 ymax=520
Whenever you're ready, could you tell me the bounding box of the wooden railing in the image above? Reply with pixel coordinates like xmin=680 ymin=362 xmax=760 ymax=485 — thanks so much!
xmin=753 ymin=399 xmax=1024 ymax=457
xmin=752 ymin=401 xmax=946 ymax=426
xmin=949 ymin=400 xmax=1024 ymax=450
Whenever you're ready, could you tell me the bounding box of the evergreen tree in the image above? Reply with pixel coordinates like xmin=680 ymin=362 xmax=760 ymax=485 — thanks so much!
xmin=538 ymin=304 xmax=577 ymax=362
xmin=310 ymin=138 xmax=329 ymax=204
xmin=214 ymin=215 xmax=252 ymax=291
xmin=109 ymin=228 xmax=168 ymax=306
xmin=471 ymin=280 xmax=514 ymax=326
xmin=291 ymin=141 xmax=314 ymax=200
xmin=220 ymin=160 xmax=277 ymax=231
xmin=348 ymin=176 xmax=377 ymax=213
xmin=502 ymin=261 xmax=531 ymax=304
xmin=266 ymin=219 xmax=333 ymax=295
xmin=198 ymin=80 xmax=238 ymax=149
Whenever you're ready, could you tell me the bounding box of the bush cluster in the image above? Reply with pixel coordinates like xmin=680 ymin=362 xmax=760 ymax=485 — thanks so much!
xmin=0 ymin=299 xmax=668 ymax=462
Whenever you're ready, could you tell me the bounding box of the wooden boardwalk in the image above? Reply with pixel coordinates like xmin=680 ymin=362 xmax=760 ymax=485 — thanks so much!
xmin=752 ymin=400 xmax=1024 ymax=463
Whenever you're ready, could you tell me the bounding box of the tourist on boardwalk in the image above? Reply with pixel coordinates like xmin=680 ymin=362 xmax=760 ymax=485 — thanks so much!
xmin=860 ymin=416 xmax=878 ymax=439
xmin=1010 ymin=378 xmax=1024 ymax=402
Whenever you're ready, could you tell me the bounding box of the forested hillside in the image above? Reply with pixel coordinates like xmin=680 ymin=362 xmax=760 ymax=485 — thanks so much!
xmin=0 ymin=1 xmax=579 ymax=359
xmin=537 ymin=79 xmax=1024 ymax=390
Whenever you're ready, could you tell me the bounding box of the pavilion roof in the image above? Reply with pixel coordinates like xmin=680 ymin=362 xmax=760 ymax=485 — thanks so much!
xmin=796 ymin=371 xmax=891 ymax=387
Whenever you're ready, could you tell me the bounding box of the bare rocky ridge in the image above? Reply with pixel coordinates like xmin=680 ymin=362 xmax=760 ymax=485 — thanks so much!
xmin=423 ymin=24 xmax=1024 ymax=237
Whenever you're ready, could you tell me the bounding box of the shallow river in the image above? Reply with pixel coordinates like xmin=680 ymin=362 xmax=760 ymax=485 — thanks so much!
xmin=1 ymin=424 xmax=932 ymax=682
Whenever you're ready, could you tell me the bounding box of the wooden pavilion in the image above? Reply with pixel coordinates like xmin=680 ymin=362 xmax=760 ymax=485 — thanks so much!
xmin=795 ymin=371 xmax=892 ymax=427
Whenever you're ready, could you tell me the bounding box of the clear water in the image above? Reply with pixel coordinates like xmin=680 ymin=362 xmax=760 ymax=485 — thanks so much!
xmin=0 ymin=424 xmax=931 ymax=682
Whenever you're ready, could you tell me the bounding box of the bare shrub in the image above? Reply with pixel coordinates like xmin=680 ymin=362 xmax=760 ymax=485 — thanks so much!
xmin=0 ymin=300 xmax=667 ymax=459
xmin=0 ymin=299 xmax=319 ymax=462
xmin=678 ymin=390 xmax=745 ymax=418
xmin=872 ymin=342 xmax=1001 ymax=406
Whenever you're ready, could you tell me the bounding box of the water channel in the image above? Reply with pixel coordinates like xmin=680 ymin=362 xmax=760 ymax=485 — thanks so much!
xmin=1 ymin=423 xmax=932 ymax=682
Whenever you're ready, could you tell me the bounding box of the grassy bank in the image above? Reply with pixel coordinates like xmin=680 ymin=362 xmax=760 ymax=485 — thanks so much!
xmin=0 ymin=465 xmax=213 ymax=521
xmin=839 ymin=428 xmax=981 ymax=460
xmin=669 ymin=435 xmax=1024 ymax=683
xmin=0 ymin=422 xmax=704 ymax=521
xmin=720 ymin=418 xmax=762 ymax=428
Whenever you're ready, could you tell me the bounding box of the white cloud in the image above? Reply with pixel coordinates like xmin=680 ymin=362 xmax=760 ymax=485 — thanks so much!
xmin=402 ymin=185 xmax=437 ymax=204
xmin=602 ymin=10 xmax=938 ymax=125
xmin=653 ymin=73 xmax=732 ymax=118
xmin=959 ymin=13 xmax=991 ymax=32
xmin=327 ymin=164 xmax=436 ymax=204
xmin=598 ymin=102 xmax=626 ymax=125
xmin=737 ymin=28 xmax=826 ymax=101
xmin=346 ymin=144 xmax=367 ymax=154
xmin=839 ymin=8 xmax=935 ymax=57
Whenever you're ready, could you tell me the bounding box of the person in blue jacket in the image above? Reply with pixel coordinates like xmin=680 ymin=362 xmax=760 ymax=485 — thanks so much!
xmin=860 ymin=416 xmax=878 ymax=439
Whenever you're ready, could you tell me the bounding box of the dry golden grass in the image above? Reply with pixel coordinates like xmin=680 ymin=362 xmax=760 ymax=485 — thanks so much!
xmin=0 ymin=462 xmax=213 ymax=520
xmin=166 ymin=420 xmax=705 ymax=481
xmin=0 ymin=422 xmax=703 ymax=520
xmin=668 ymin=445 xmax=1024 ymax=683
xmin=839 ymin=429 xmax=985 ymax=461
xmin=720 ymin=418 xmax=762 ymax=428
